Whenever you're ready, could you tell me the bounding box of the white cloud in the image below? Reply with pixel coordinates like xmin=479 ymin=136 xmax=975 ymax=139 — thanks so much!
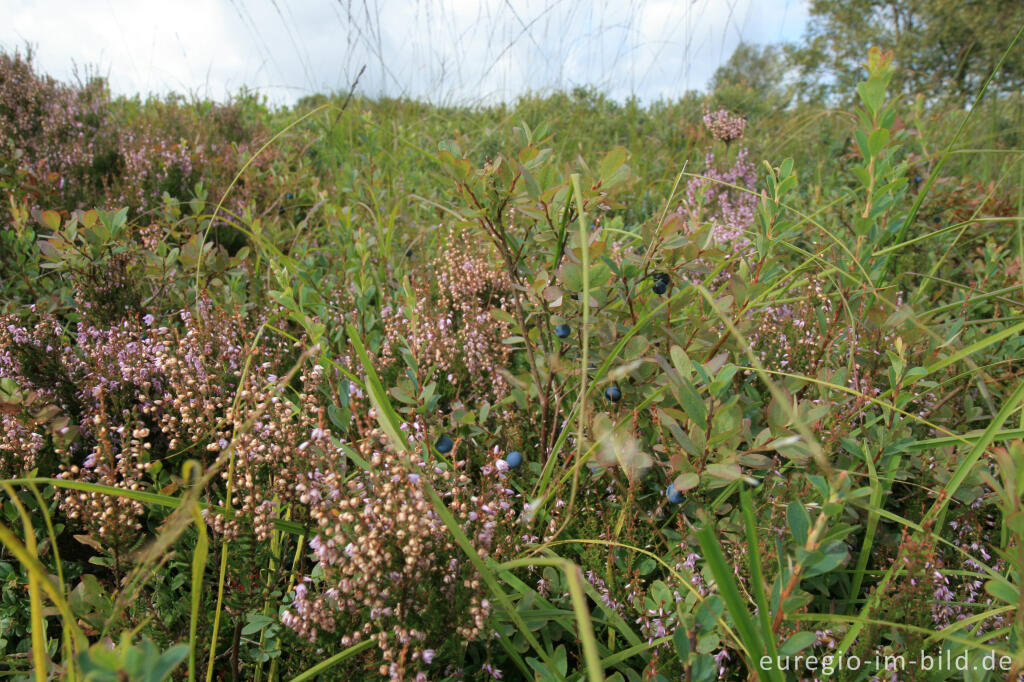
xmin=1 ymin=0 xmax=809 ymax=106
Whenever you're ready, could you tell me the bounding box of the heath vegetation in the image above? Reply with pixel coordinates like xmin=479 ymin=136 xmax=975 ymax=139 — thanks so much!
xmin=1 ymin=4 xmax=1024 ymax=680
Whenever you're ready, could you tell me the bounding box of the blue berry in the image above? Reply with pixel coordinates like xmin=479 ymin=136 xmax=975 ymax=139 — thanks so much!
xmin=652 ymin=282 xmax=667 ymax=295
xmin=435 ymin=435 xmax=453 ymax=453
xmin=605 ymin=385 xmax=621 ymax=402
xmin=505 ymin=451 xmax=523 ymax=468
xmin=665 ymin=485 xmax=685 ymax=504
xmin=285 ymin=192 xmax=294 ymax=200
xmin=555 ymin=324 xmax=571 ymax=338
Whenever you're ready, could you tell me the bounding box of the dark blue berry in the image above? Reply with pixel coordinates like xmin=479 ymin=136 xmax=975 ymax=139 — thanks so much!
xmin=665 ymin=485 xmax=685 ymax=504
xmin=435 ymin=435 xmax=453 ymax=453
xmin=605 ymin=385 xmax=621 ymax=402
xmin=285 ymin=192 xmax=294 ymax=200
xmin=555 ymin=324 xmax=571 ymax=339
xmin=505 ymin=451 xmax=523 ymax=468
xmin=652 ymin=282 xmax=667 ymax=295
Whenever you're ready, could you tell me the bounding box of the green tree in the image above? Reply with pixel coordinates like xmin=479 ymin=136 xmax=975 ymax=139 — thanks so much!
xmin=709 ymin=42 xmax=796 ymax=116
xmin=793 ymin=0 xmax=1024 ymax=102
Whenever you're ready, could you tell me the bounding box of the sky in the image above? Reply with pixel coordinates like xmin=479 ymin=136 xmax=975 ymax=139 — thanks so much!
xmin=2 ymin=0 xmax=809 ymax=107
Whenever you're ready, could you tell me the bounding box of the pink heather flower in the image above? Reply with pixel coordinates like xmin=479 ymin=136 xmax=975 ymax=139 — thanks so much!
xmin=714 ymin=648 xmax=730 ymax=676
xmin=481 ymin=663 xmax=503 ymax=679
xmin=702 ymin=106 xmax=746 ymax=143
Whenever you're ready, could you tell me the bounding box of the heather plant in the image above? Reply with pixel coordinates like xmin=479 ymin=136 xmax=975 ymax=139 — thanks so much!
xmin=702 ymin=106 xmax=747 ymax=145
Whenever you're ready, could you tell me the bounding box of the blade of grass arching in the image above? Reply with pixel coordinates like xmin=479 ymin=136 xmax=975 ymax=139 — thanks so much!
xmin=904 ymin=429 xmax=1024 ymax=451
xmin=25 ymin=483 xmax=64 ymax=598
xmin=839 ymin=378 xmax=1024 ymax=653
xmin=923 ymin=283 xmax=1024 ymax=317
xmin=184 ymin=461 xmax=209 ymax=682
xmin=33 ymin=483 xmax=81 ymax=678
xmin=739 ymin=488 xmax=778 ymax=662
xmin=585 ymin=636 xmax=671 ymax=671
xmin=287 ymin=639 xmax=376 ymax=682
xmin=872 ymin=216 xmax=1021 ymax=257
xmin=194 ymin=101 xmax=332 ymax=299
xmin=546 ymin=173 xmax=591 ymax=551
xmin=23 ymin=481 xmax=74 ymax=673
xmin=345 ymin=322 xmax=410 ymax=453
xmin=345 ymin=323 xmax=564 ymax=677
xmin=695 ymin=521 xmax=783 ymax=682
xmin=846 ymin=440 xmax=883 ymax=613
xmin=5 ymin=485 xmax=48 ymax=681
xmin=927 ymin=378 xmax=1024 ymax=528
xmin=566 ymin=565 xmax=605 ymax=682
xmin=3 ymin=478 xmax=308 ymax=536
xmin=791 ymin=613 xmax=1018 ymax=659
xmin=923 ymin=606 xmax=1016 ymax=645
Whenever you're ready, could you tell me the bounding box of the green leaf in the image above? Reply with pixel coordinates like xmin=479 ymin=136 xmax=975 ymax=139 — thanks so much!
xmin=670 ymin=345 xmax=694 ymax=377
xmin=674 ymin=627 xmax=691 ymax=661
xmin=600 ymin=147 xmax=627 ymax=182
xmin=41 ymin=209 xmax=61 ymax=231
xmin=150 ymin=644 xmax=189 ymax=682
xmin=778 ymin=632 xmax=816 ymax=657
xmin=867 ymin=128 xmax=890 ymax=157
xmin=706 ymin=462 xmax=742 ymax=481
xmin=787 ymin=501 xmax=810 ymax=546
xmin=675 ymin=376 xmax=707 ymax=425
xmin=673 ymin=472 xmax=700 ymax=492
xmin=985 ymin=577 xmax=1018 ymax=605
xmin=857 ymin=78 xmax=886 ymax=116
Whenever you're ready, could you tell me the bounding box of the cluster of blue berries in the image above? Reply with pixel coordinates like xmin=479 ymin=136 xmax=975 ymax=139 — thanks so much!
xmin=665 ymin=484 xmax=685 ymax=504
xmin=436 ymin=434 xmax=524 ymax=470
xmin=651 ymin=272 xmax=670 ymax=295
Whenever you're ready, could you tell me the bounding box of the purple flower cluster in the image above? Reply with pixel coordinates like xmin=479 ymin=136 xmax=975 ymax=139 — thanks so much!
xmin=378 ymin=237 xmax=515 ymax=403
xmin=683 ymin=147 xmax=758 ymax=247
xmin=702 ymin=106 xmax=747 ymax=143
xmin=279 ymin=438 xmax=524 ymax=680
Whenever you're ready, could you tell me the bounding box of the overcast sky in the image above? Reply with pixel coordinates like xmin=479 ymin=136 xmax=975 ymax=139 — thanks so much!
xmin=3 ymin=0 xmax=809 ymax=107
